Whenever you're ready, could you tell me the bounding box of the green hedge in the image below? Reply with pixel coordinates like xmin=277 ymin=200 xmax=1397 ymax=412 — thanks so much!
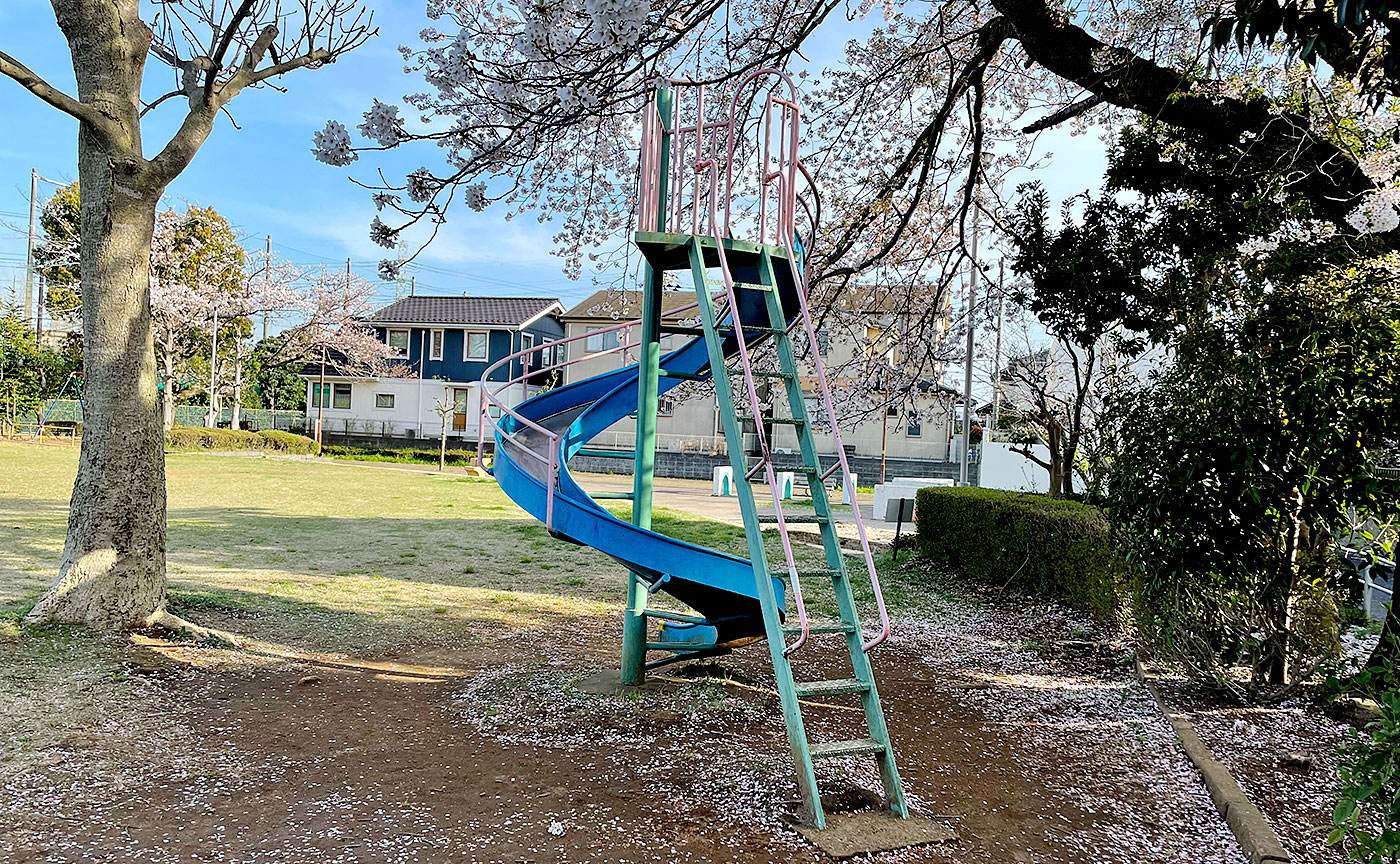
xmin=914 ymin=486 xmax=1128 ymax=624
xmin=165 ymin=426 xmax=319 ymax=455
xmin=320 ymin=445 xmax=478 ymax=466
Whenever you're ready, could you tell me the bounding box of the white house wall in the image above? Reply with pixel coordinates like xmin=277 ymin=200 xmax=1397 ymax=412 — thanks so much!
xmin=559 ymin=320 xmax=955 ymax=461
xmin=304 ymin=377 xmax=527 ymax=440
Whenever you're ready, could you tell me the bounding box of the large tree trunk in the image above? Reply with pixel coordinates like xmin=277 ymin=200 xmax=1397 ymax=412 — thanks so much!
xmin=26 ymin=1 xmax=168 ymax=628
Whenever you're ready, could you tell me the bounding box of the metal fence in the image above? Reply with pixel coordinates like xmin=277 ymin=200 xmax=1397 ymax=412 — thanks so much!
xmin=36 ymin=399 xmax=308 ymax=432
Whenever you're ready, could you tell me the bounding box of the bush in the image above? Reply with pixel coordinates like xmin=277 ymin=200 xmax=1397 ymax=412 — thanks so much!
xmin=914 ymin=486 xmax=1129 ymax=624
xmin=165 ymin=426 xmax=318 ymax=455
xmin=256 ymin=429 xmax=319 ymax=454
xmin=319 ymin=445 xmax=477 ymax=466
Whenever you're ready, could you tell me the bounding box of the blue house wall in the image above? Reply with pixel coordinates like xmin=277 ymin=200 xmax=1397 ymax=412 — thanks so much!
xmin=374 ymin=316 xmax=564 ymax=384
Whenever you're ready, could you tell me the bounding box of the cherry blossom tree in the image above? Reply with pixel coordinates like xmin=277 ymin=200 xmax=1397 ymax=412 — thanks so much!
xmin=248 ymin=267 xmax=404 ymax=381
xmin=4 ymin=1 xmax=375 ymax=630
xmin=149 ymin=205 xmax=247 ymax=430
xmin=312 ymin=0 xmax=1393 ymax=437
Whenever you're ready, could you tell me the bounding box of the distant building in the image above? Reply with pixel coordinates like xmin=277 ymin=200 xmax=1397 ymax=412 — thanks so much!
xmin=559 ymin=287 xmax=960 ymax=470
xmin=300 ymin=295 xmax=564 ymax=442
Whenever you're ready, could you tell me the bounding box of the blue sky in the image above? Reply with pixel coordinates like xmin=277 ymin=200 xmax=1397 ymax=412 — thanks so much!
xmin=0 ymin=1 xmax=1108 ymax=315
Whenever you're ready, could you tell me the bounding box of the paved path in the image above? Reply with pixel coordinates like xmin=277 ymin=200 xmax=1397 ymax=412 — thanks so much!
xmin=571 ymin=471 xmax=904 ymax=545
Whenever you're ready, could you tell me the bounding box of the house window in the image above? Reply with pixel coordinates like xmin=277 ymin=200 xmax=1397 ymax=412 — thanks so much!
xmin=375 ymin=393 xmax=395 ymax=409
xmin=521 ymin=333 xmax=535 ymax=370
xmin=658 ymin=396 xmax=674 ymax=417
xmin=311 ymin=383 xmax=352 ymax=409
xmin=465 ymin=331 xmax=488 ymax=360
xmin=906 ymin=413 xmax=922 ymax=438
xmin=387 ymin=329 xmax=410 ymax=356
xmin=815 ymin=328 xmax=829 ymax=357
xmin=430 ymin=329 xmax=444 ymax=361
xmin=887 ymin=405 xmax=899 ymax=417
xmin=586 ymin=326 xmax=619 ymax=353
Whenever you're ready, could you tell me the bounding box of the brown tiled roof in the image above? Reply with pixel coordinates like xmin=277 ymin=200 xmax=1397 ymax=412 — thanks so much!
xmin=366 ymin=296 xmax=562 ymax=327
xmin=560 ymin=290 xmax=699 ymax=322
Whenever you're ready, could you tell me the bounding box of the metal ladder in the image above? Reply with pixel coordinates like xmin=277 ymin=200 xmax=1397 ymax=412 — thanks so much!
xmin=685 ymin=238 xmax=909 ymax=829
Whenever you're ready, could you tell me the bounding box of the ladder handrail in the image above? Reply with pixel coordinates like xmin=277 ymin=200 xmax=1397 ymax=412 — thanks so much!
xmin=771 ymin=181 xmax=893 ymax=652
xmin=695 ymin=157 xmax=813 ymax=657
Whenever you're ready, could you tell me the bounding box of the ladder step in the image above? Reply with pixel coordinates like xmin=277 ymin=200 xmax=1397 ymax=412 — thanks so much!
xmin=756 ymin=515 xmax=828 ymax=523
xmin=659 ymin=325 xmax=704 ymax=337
xmin=810 ymin=737 xmax=886 ymax=759
xmin=737 ymin=415 xmax=805 ymax=426
xmin=659 ymin=369 xmax=707 ymax=381
xmin=795 ymin=678 xmax=870 ymax=697
xmin=772 ymin=567 xmax=845 ymax=580
xmin=719 ymin=326 xmax=786 ymax=336
xmin=783 ymin=622 xmax=856 ymax=636
xmin=748 ymin=370 xmax=793 ymax=379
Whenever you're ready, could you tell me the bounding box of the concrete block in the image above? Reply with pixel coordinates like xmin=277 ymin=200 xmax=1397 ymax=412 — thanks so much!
xmin=712 ymin=465 xmax=733 ymax=496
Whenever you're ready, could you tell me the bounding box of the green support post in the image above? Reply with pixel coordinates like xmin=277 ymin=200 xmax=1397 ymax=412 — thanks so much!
xmin=621 ymin=88 xmax=672 ymax=686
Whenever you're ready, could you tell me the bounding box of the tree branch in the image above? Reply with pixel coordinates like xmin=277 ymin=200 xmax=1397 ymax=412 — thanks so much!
xmin=0 ymin=49 xmax=116 ymax=138
xmin=990 ymin=0 xmax=1375 ymax=222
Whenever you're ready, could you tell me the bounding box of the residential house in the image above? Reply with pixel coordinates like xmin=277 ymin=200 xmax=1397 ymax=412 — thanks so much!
xmin=301 ymin=295 xmax=564 ymax=441
xmin=559 ymin=289 xmax=724 ymax=452
xmin=558 ymin=287 xmax=960 ymax=470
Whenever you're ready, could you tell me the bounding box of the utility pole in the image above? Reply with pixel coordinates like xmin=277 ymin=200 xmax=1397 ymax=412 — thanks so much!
xmin=261 ymin=235 xmax=271 ymax=340
xmin=991 ymin=259 xmax=1005 ymax=441
xmin=410 ymin=276 xmax=416 ymax=297
xmin=959 ymin=206 xmax=979 ymax=486
xmin=35 ymin=273 xmax=44 ymax=335
xmin=24 ymin=169 xmax=37 ymax=330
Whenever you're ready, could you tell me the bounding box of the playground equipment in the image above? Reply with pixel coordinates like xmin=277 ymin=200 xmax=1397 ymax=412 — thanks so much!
xmin=480 ymin=73 xmax=907 ymax=829
xmin=31 ymin=372 xmax=83 ymax=439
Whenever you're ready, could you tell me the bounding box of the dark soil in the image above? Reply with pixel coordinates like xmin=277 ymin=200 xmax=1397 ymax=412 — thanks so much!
xmin=3 ymin=580 xmax=1243 ymax=863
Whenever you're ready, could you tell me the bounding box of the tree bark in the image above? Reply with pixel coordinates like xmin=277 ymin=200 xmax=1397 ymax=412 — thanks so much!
xmin=160 ymin=336 xmax=175 ymax=431
xmin=1046 ymin=422 xmax=1064 ymax=498
xmin=231 ymin=336 xmax=243 ymax=430
xmin=1364 ymin=601 xmax=1399 ymax=670
xmin=25 ymin=0 xmax=168 ymax=628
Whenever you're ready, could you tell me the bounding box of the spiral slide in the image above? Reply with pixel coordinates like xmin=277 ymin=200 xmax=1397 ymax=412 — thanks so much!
xmin=489 ymin=249 xmax=801 ymax=650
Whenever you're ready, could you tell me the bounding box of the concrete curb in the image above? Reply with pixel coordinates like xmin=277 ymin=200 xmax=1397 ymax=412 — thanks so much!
xmin=1134 ymin=657 xmax=1291 ymax=864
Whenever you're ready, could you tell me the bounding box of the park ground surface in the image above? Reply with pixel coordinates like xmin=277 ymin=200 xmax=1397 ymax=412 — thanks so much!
xmin=0 ymin=440 xmax=1345 ymax=863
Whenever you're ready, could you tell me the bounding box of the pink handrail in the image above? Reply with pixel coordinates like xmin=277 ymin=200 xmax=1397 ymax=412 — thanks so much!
xmin=665 ymin=70 xmax=892 ymax=654
xmin=770 ymin=170 xmax=893 ymax=652
xmin=695 ymin=157 xmax=813 ymax=658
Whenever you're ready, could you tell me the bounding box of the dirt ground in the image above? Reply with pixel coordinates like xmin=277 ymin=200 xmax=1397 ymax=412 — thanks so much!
xmin=1152 ymin=672 xmax=1372 ymax=864
xmin=1 ymin=445 xmax=1248 ymax=862
xmin=1 ymin=572 xmax=1247 ymax=863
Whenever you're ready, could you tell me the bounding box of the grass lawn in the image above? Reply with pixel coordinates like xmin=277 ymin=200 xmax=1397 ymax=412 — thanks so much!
xmin=0 ymin=441 xmax=834 ymax=651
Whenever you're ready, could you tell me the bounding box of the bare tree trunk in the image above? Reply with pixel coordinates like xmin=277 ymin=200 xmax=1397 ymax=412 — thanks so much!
xmin=440 ymin=409 xmax=448 ymax=472
xmin=231 ymin=336 xmax=243 ymax=430
xmin=1046 ymin=423 xmax=1065 ymax=498
xmin=160 ymin=336 xmax=175 ymax=431
xmin=25 ymin=1 xmax=168 ymax=628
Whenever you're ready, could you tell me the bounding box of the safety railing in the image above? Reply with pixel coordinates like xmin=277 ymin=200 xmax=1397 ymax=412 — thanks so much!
xmin=675 ymin=68 xmax=893 ymax=655
xmin=477 ymin=300 xmax=700 ymax=532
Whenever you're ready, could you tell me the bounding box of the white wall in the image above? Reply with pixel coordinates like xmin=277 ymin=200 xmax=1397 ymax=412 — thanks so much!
xmin=978 ymin=442 xmax=1050 ymax=493
xmin=306 ymin=377 xmax=527 ymax=440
